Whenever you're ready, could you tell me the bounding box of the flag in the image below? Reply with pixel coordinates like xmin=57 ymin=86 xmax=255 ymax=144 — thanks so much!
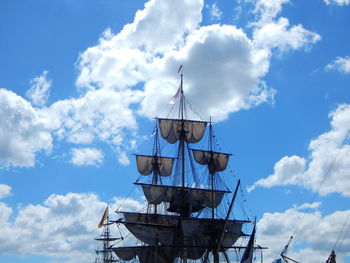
xmin=169 ymin=86 xmax=181 ymax=104
xmin=240 ymin=225 xmax=256 ymax=263
xmin=150 ymin=127 xmax=157 ymax=136
xmin=98 ymin=206 xmax=108 ymax=228
xmin=177 ymin=65 xmax=183 ymax=73
xmin=272 ymin=259 xmax=282 ymax=263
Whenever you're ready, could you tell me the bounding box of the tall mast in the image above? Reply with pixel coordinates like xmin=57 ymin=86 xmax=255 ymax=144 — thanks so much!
xmin=179 ymin=70 xmax=185 ymax=188
xmin=209 ymin=119 xmax=215 ymax=219
xmin=152 ymin=125 xmax=159 ymax=214
xmin=95 ymin=207 xmax=118 ymax=263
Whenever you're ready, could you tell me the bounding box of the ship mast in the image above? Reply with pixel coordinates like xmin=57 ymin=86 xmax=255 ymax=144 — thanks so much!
xmin=95 ymin=207 xmax=119 ymax=263
xmin=179 ymin=69 xmax=186 ymax=188
xmin=209 ymin=120 xmax=215 ymax=219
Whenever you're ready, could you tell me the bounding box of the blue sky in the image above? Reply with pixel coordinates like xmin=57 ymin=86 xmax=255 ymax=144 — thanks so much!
xmin=0 ymin=0 xmax=350 ymax=262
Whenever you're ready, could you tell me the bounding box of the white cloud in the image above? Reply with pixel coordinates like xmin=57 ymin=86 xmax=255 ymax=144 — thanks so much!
xmin=70 ymin=148 xmax=104 ymax=167
xmin=326 ymin=56 xmax=350 ymax=74
xmin=254 ymin=0 xmax=290 ymax=22
xmin=324 ymin=0 xmax=350 ymax=5
xmin=207 ymin=3 xmax=222 ymax=20
xmin=257 ymin=204 xmax=350 ymax=263
xmin=250 ymin=104 xmax=350 ymax=196
xmin=26 ymin=70 xmax=51 ymax=107
xmin=248 ymin=155 xmax=306 ymax=191
xmin=252 ymin=0 xmax=321 ymax=52
xmin=0 ymin=89 xmax=53 ymax=167
xmin=0 ymin=184 xmax=11 ymax=199
xmin=139 ymin=24 xmax=274 ymax=121
xmin=0 ymin=192 xmax=144 ymax=262
xmin=0 ymin=0 xmax=321 ymax=168
xmin=49 ymin=89 xmax=139 ymax=144
xmin=253 ymin=17 xmax=321 ymax=51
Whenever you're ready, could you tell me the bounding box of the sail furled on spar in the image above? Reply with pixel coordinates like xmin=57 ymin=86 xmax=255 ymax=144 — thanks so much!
xmin=158 ymin=118 xmax=208 ymax=144
xmin=135 ymin=183 xmax=229 ymax=213
xmin=135 ymin=154 xmax=175 ymax=177
xmin=113 ymin=212 xmax=246 ymax=261
xmin=192 ymin=149 xmax=231 ymax=175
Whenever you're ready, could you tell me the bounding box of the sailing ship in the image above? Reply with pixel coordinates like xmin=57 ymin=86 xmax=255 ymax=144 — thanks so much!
xmin=94 ymin=207 xmax=119 ymax=263
xmin=95 ymin=67 xmax=264 ymax=263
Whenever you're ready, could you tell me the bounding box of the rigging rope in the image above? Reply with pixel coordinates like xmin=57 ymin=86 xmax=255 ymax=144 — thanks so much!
xmin=291 ymin=128 xmax=350 ymax=238
xmin=283 ymin=127 xmax=350 ymax=260
xmin=334 ymin=211 xmax=350 ymax=252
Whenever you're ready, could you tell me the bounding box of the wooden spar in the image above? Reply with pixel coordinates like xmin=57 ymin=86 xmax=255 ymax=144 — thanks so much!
xmin=216 ymin=179 xmax=241 ymax=252
xmin=281 ymin=254 xmax=300 ymax=263
xmin=281 ymin=236 xmax=300 ymax=263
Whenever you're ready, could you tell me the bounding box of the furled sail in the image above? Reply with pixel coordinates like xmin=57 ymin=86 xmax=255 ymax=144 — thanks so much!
xmin=112 ymin=246 xmax=174 ymax=263
xmin=113 ymin=247 xmax=136 ymax=261
xmin=123 ymin=211 xmax=179 ymax=225
xmin=158 ymin=118 xmax=207 ymax=144
xmin=192 ymin=149 xmax=230 ymax=175
xmin=181 ymin=219 xmax=243 ymax=249
xmin=136 ymin=183 xmax=229 ymax=212
xmin=135 ymin=155 xmax=174 ymax=177
xmin=121 ymin=212 xmax=245 ymax=250
xmin=123 ymin=222 xmax=175 ymax=246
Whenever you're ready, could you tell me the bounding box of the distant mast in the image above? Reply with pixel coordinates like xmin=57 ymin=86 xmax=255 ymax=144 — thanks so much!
xmin=94 ymin=207 xmax=119 ymax=263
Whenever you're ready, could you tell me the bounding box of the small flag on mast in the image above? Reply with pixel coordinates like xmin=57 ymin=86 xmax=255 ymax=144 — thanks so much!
xmin=177 ymin=65 xmax=183 ymax=73
xmin=98 ymin=207 xmax=109 ymax=228
xmin=169 ymin=86 xmax=181 ymax=104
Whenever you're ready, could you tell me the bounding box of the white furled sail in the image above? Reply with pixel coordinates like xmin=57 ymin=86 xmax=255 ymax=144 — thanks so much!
xmin=113 ymin=247 xmax=136 ymax=261
xmin=181 ymin=219 xmax=243 ymax=248
xmin=158 ymin=118 xmax=207 ymax=144
xmin=135 ymin=155 xmax=174 ymax=177
xmin=121 ymin=212 xmax=244 ymax=251
xmin=192 ymin=149 xmax=230 ymax=175
xmin=137 ymin=183 xmax=229 ymax=212
xmin=123 ymin=222 xmax=175 ymax=246
xmin=113 ymin=246 xmax=174 ymax=263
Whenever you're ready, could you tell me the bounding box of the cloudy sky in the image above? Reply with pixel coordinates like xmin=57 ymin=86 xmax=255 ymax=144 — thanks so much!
xmin=0 ymin=0 xmax=350 ymax=262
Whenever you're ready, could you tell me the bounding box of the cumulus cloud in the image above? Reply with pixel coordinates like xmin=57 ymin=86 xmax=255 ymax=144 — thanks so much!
xmin=70 ymin=148 xmax=104 ymax=167
xmin=0 ymin=0 xmax=321 ymax=168
xmin=250 ymin=104 xmax=350 ymax=196
xmin=0 ymin=192 xmax=144 ymax=262
xmin=324 ymin=0 xmax=350 ymax=5
xmin=254 ymin=0 xmax=290 ymax=22
xmin=26 ymin=70 xmax=51 ymax=107
xmin=252 ymin=0 xmax=321 ymax=52
xmin=0 ymin=89 xmax=53 ymax=167
xmin=326 ymin=56 xmax=350 ymax=74
xmin=0 ymin=184 xmax=11 ymax=199
xmin=139 ymin=24 xmax=274 ymax=121
xmin=207 ymin=3 xmax=222 ymax=20
xmin=248 ymin=155 xmax=306 ymax=191
xmin=257 ymin=204 xmax=350 ymax=263
xmin=253 ymin=17 xmax=321 ymax=51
